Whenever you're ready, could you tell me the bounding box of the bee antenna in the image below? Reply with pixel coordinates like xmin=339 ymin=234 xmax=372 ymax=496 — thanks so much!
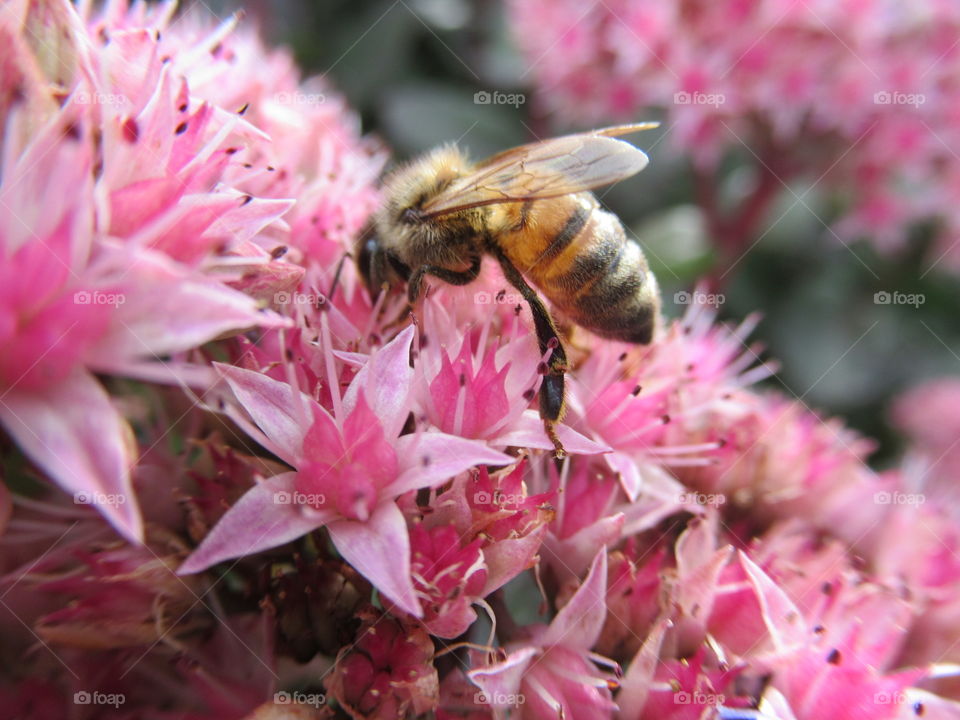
xmin=327 ymin=252 xmax=351 ymax=305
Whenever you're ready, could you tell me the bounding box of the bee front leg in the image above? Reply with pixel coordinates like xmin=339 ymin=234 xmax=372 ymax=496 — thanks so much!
xmin=407 ymin=255 xmax=482 ymax=304
xmin=490 ymin=249 xmax=568 ymax=458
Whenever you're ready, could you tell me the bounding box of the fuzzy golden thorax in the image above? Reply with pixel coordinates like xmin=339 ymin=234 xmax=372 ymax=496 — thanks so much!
xmin=374 ymin=145 xmax=488 ymax=270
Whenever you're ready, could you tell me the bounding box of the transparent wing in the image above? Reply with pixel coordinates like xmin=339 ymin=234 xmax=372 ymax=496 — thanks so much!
xmin=418 ymin=123 xmax=659 ymax=218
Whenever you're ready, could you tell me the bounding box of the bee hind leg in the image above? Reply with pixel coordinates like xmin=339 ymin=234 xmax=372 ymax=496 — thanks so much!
xmin=490 ymin=249 xmax=568 ymax=458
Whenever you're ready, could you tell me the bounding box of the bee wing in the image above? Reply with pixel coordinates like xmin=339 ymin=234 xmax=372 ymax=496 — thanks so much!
xmin=419 ymin=123 xmax=659 ymax=218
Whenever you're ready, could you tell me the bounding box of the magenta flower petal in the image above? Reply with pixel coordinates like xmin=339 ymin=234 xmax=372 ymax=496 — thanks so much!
xmin=389 ymin=433 xmax=514 ymax=497
xmin=0 ymin=368 xmax=140 ymax=542
xmin=326 ymin=501 xmax=421 ymax=617
xmin=178 ymin=472 xmax=330 ymax=574
xmin=215 ymin=362 xmax=324 ymax=467
xmin=342 ymin=325 xmax=415 ymax=440
xmin=542 ymin=548 xmax=608 ymax=651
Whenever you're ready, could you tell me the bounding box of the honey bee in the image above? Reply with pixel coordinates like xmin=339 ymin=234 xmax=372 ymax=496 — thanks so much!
xmin=356 ymin=124 xmax=661 ymax=454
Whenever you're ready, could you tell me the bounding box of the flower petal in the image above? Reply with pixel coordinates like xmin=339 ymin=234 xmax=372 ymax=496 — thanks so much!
xmin=85 ymin=247 xmax=289 ymax=367
xmin=342 ymin=325 xmax=415 ymax=439
xmin=468 ymin=646 xmax=538 ymax=705
xmin=739 ymin=550 xmax=807 ymax=654
xmin=215 ymin=363 xmax=328 ymax=467
xmin=388 ymin=433 xmax=514 ymax=497
xmin=178 ymin=473 xmax=329 ymax=574
xmin=542 ymin=548 xmax=608 ymax=651
xmin=0 ymin=369 xmax=141 ymax=542
xmin=327 ymin=501 xmax=421 ymax=617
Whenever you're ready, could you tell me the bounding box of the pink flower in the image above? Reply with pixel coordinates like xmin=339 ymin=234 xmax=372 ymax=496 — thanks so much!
xmin=469 ymin=551 xmax=618 ymax=720
xmin=0 ymin=117 xmax=285 ymax=543
xmin=325 ymin=607 xmax=439 ymax=720
xmin=179 ymin=326 xmax=513 ymax=616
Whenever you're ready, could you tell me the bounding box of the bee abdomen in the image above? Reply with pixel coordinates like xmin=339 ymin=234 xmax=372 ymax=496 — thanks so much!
xmin=550 ymin=208 xmax=658 ymax=344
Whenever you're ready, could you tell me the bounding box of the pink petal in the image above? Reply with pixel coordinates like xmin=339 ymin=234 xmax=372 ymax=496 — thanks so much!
xmin=178 ymin=473 xmax=330 ymax=574
xmin=542 ymin=548 xmax=608 ymax=651
xmin=388 ymin=433 xmax=514 ymax=497
xmin=542 ymin=513 xmax=624 ymax=582
xmin=215 ymin=363 xmax=326 ymax=467
xmin=482 ymin=525 xmax=547 ymax=595
xmin=86 ymin=249 xmax=289 ymax=366
xmin=342 ymin=325 xmax=415 ymax=439
xmin=617 ymin=617 xmax=671 ymax=718
xmin=468 ymin=646 xmax=538 ymax=704
xmin=493 ymin=410 xmax=611 ymax=455
xmin=0 ymin=369 xmax=141 ymax=542
xmin=326 ymin=501 xmax=421 ymax=617
xmin=739 ymin=550 xmax=807 ymax=654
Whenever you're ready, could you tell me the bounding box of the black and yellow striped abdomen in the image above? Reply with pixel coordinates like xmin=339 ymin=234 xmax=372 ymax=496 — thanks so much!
xmin=492 ymin=192 xmax=659 ymax=344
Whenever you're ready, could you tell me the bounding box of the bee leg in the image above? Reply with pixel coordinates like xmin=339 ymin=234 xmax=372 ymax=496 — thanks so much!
xmin=490 ymin=249 xmax=568 ymax=458
xmin=407 ymin=255 xmax=482 ymax=304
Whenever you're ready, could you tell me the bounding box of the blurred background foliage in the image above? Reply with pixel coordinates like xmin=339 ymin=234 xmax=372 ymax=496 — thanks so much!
xmin=215 ymin=0 xmax=960 ymax=465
